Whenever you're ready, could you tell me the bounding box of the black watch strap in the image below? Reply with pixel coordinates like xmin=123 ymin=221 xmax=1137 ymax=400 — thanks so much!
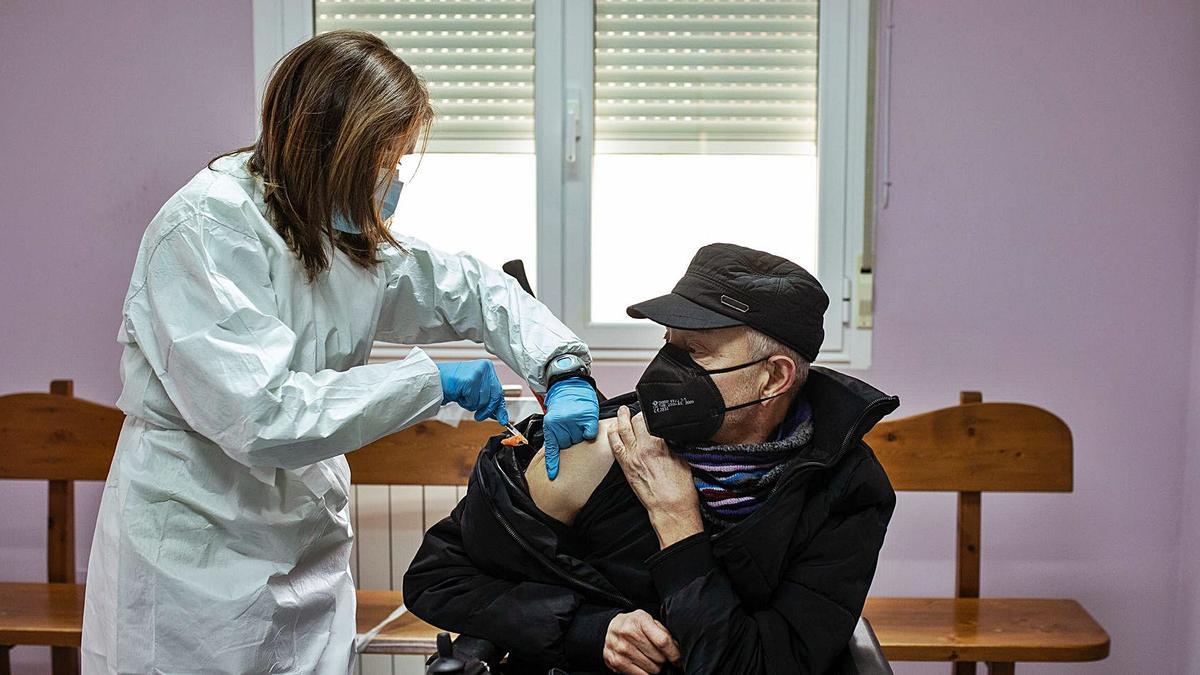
xmin=547 ymin=370 xmax=595 ymax=389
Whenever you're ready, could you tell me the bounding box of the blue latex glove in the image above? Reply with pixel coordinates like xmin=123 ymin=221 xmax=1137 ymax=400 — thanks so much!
xmin=437 ymin=360 xmax=510 ymax=426
xmin=542 ymin=377 xmax=600 ymax=481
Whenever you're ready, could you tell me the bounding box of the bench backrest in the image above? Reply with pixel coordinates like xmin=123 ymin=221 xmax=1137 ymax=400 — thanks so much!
xmin=2 ymin=382 xmax=1072 ymax=600
xmin=0 ymin=380 xmax=495 ymax=582
xmin=0 ymin=381 xmax=122 ymax=584
xmin=347 ymin=421 xmax=496 ymax=485
xmin=863 ymin=391 xmax=1073 ymax=598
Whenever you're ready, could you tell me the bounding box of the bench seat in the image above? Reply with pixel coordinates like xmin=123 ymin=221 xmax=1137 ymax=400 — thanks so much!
xmin=863 ymin=597 xmax=1110 ymax=663
xmin=0 ymin=585 xmax=1112 ymax=664
xmin=0 ymin=583 xmax=84 ymax=650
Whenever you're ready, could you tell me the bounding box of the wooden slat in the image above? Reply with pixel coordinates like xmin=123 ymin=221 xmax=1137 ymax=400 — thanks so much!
xmin=953 ymin=493 xmax=983 ymax=673
xmin=0 ymin=583 xmax=84 ymax=647
xmin=956 ymin=492 xmax=981 ymax=599
xmin=46 ymin=481 xmax=74 ymax=584
xmin=864 ymin=402 xmax=1072 ymax=492
xmin=46 ymin=382 xmax=77 ymax=588
xmin=0 ymin=393 xmax=121 ymax=481
xmin=46 ymin=480 xmax=79 ymax=673
xmin=863 ymin=597 xmax=1110 ymax=663
xmin=51 ymin=644 xmax=79 ymax=674
xmin=46 ymin=381 xmax=82 ymax=674
xmin=953 ymin=490 xmax=982 ymax=675
xmin=349 ymin=421 xmax=497 ymax=486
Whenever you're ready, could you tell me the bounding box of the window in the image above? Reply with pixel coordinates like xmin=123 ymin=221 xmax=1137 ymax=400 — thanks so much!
xmin=257 ymin=0 xmax=873 ymax=367
xmin=311 ymin=0 xmax=538 ymax=289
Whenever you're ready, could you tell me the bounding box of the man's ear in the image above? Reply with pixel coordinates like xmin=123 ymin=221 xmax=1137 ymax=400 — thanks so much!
xmin=762 ymin=355 xmax=797 ymax=398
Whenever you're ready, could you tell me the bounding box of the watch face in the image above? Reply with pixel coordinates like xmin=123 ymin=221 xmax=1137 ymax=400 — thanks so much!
xmin=555 ymin=356 xmax=575 ymax=368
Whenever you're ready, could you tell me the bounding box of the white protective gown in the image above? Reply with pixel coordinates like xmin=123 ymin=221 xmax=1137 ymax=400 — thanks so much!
xmin=81 ymin=153 xmax=588 ymax=674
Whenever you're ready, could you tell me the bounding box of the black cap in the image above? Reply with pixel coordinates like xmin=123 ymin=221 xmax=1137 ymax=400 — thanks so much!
xmin=626 ymin=243 xmax=830 ymax=362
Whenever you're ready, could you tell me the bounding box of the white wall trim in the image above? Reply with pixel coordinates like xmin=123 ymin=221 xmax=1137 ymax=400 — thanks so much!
xmin=815 ymin=0 xmax=873 ymax=370
xmin=252 ymin=0 xmax=314 ymax=122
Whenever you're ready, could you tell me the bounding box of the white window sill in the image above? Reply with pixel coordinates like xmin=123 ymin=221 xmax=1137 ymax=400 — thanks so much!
xmin=369 ymin=340 xmax=865 ymax=369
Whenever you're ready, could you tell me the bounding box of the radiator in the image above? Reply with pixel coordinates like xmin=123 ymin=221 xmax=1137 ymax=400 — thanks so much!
xmin=353 ymin=398 xmax=544 ymax=675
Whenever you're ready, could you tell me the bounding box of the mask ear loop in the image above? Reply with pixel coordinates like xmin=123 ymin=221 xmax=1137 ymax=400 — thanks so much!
xmin=708 ymin=356 xmax=783 ymax=412
xmin=723 ymin=390 xmax=785 ymax=412
xmin=703 ymin=355 xmax=770 ymax=375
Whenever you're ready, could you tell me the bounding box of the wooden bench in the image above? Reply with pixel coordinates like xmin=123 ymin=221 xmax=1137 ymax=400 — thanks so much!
xmin=0 ymin=381 xmax=94 ymax=675
xmin=0 ymin=380 xmax=484 ymax=671
xmin=860 ymin=392 xmax=1110 ymax=674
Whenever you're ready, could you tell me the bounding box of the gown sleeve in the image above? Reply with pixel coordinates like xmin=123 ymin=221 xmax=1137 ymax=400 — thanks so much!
xmin=123 ymin=214 xmax=445 ymax=470
xmin=374 ymin=236 xmax=590 ymax=394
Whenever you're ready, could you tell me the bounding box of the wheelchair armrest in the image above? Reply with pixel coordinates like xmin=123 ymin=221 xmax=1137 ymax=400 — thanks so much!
xmin=848 ymin=616 xmax=893 ymax=675
xmin=451 ymin=634 xmax=506 ymax=668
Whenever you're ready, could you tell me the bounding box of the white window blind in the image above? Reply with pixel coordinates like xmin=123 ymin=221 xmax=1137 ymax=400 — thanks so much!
xmin=314 ymin=0 xmax=535 ymax=151
xmin=594 ymin=0 xmax=818 ymax=154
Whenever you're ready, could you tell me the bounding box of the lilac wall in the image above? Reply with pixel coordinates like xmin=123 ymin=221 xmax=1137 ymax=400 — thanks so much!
xmin=862 ymin=5 xmax=1198 ymax=672
xmin=2 ymin=1 xmax=1198 ymax=673
xmin=0 ymin=1 xmax=253 ymax=670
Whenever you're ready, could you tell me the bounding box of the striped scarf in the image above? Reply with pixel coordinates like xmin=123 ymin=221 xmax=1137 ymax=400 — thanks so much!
xmin=676 ymin=397 xmax=815 ymax=528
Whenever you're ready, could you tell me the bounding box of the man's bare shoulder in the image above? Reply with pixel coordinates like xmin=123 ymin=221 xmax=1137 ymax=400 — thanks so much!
xmin=526 ymin=417 xmax=617 ymax=525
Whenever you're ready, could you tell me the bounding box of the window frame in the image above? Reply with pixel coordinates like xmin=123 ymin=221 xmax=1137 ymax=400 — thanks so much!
xmin=256 ymin=0 xmax=874 ymax=368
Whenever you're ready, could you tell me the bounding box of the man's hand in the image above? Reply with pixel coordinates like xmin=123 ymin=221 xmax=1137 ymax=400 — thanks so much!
xmin=610 ymin=406 xmax=704 ymax=548
xmin=603 ymin=610 xmax=681 ymax=675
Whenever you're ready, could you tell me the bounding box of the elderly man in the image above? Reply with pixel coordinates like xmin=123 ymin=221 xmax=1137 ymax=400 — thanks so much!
xmin=405 ymin=243 xmax=898 ymax=674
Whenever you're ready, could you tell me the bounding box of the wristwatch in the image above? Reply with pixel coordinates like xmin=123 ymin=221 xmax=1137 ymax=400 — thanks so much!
xmin=544 ymin=353 xmax=591 ymax=388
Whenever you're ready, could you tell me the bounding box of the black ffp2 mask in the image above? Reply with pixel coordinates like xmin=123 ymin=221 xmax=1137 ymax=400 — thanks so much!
xmin=635 ymin=343 xmax=782 ymax=446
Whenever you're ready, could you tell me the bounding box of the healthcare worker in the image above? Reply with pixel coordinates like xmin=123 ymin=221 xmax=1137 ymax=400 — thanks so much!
xmin=81 ymin=30 xmax=599 ymax=674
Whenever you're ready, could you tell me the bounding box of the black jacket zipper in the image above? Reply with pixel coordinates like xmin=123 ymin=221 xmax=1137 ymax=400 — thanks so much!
xmin=775 ymin=394 xmax=896 ymax=498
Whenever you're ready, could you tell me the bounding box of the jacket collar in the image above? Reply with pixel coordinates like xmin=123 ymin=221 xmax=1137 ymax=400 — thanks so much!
xmin=707 ymin=369 xmax=898 ymax=606
xmin=801 ymin=366 xmax=899 ymax=465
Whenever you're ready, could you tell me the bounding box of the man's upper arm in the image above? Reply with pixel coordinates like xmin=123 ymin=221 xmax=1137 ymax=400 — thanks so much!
xmin=526 ymin=418 xmax=618 ymax=525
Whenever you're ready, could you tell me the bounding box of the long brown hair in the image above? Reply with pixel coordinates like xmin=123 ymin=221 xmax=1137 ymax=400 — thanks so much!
xmin=218 ymin=30 xmax=433 ymax=280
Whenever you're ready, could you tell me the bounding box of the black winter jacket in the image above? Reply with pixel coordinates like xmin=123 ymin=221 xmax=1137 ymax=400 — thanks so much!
xmin=404 ymin=367 xmax=899 ymax=674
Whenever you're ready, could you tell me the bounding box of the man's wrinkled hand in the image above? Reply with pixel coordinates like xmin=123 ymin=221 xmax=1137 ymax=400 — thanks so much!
xmin=609 ymin=406 xmax=703 ymax=548
xmin=603 ymin=610 xmax=681 ymax=675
